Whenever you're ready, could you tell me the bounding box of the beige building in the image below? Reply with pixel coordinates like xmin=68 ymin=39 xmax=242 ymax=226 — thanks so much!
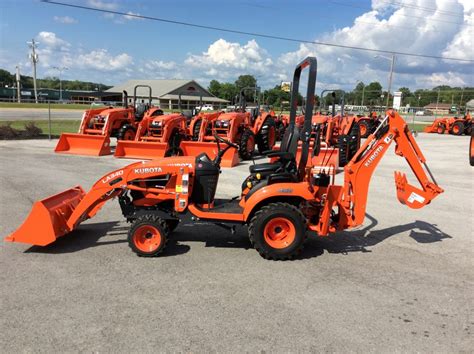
xmin=106 ymin=79 xmax=228 ymax=109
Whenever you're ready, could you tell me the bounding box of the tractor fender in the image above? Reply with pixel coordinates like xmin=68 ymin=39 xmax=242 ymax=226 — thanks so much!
xmin=241 ymin=182 xmax=315 ymax=222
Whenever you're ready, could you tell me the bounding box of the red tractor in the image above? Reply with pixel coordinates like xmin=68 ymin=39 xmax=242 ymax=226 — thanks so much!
xmin=423 ymin=112 xmax=472 ymax=135
xmin=55 ymin=85 xmax=162 ymax=156
xmin=355 ymin=111 xmax=381 ymax=138
xmin=114 ymin=91 xmax=189 ymax=159
xmin=180 ymin=90 xmax=276 ymax=167
xmin=6 ymin=57 xmax=443 ymax=260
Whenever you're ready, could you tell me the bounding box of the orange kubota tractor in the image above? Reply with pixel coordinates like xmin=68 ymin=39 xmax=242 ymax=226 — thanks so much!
xmin=5 ymin=57 xmax=443 ymax=260
xmin=291 ymin=90 xmax=360 ymax=169
xmin=423 ymin=112 xmax=472 ymax=135
xmin=114 ymin=94 xmax=190 ymax=159
xmin=356 ymin=110 xmax=380 ymax=138
xmin=55 ymin=85 xmax=163 ymax=156
xmin=180 ymin=89 xmax=276 ymax=167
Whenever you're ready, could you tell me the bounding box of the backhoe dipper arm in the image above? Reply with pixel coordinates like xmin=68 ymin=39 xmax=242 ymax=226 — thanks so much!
xmin=342 ymin=110 xmax=443 ymax=227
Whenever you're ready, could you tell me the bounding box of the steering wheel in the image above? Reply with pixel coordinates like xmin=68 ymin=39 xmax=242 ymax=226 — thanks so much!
xmin=214 ymin=134 xmax=239 ymax=149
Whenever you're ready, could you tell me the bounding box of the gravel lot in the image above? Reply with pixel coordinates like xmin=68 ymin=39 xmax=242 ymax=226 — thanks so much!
xmin=0 ymin=134 xmax=472 ymax=352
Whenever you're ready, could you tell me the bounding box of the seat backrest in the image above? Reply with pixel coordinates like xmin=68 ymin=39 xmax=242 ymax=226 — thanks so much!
xmin=280 ymin=125 xmax=299 ymax=155
xmin=135 ymin=103 xmax=148 ymax=119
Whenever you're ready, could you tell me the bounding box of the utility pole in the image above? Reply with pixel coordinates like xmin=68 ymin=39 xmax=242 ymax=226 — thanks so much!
xmin=53 ymin=66 xmax=68 ymax=101
xmin=15 ymin=65 xmax=21 ymax=103
xmin=27 ymin=39 xmax=39 ymax=104
xmin=375 ymin=53 xmax=395 ymax=109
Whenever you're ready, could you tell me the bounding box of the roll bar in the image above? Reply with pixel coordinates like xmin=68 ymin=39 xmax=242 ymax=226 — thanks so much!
xmin=133 ymin=85 xmax=153 ymax=107
xmin=288 ymin=57 xmax=317 ymax=179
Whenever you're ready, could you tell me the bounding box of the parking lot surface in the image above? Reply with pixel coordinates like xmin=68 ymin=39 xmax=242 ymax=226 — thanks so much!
xmin=0 ymin=134 xmax=472 ymax=352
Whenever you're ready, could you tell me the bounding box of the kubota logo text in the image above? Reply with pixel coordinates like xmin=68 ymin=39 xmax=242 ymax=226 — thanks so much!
xmin=102 ymin=170 xmax=123 ymax=184
xmin=134 ymin=167 xmax=163 ymax=174
xmin=364 ymin=146 xmax=384 ymax=167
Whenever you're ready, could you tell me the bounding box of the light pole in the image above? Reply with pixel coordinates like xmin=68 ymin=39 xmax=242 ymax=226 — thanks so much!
xmin=53 ymin=66 xmax=68 ymax=102
xmin=374 ymin=54 xmax=395 ymax=109
xmin=356 ymin=80 xmax=366 ymax=107
xmin=27 ymin=39 xmax=39 ymax=103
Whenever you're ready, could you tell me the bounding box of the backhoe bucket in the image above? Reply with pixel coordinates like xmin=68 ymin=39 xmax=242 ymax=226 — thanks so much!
xmin=55 ymin=133 xmax=111 ymax=156
xmin=180 ymin=141 xmax=240 ymax=167
xmin=5 ymin=186 xmax=85 ymax=246
xmin=114 ymin=140 xmax=168 ymax=159
xmin=394 ymin=171 xmax=442 ymax=209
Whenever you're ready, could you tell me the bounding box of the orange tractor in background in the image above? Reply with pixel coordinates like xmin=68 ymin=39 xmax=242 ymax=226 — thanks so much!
xmin=423 ymin=112 xmax=472 ymax=135
xmin=180 ymin=88 xmax=276 ymax=167
xmin=291 ymin=90 xmax=360 ymax=169
xmin=5 ymin=57 xmax=443 ymax=260
xmin=355 ymin=110 xmax=381 ymax=138
xmin=55 ymin=85 xmax=163 ymax=156
xmin=114 ymin=93 xmax=191 ymax=159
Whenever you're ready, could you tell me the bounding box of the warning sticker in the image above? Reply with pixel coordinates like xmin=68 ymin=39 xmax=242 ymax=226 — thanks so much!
xmin=407 ymin=192 xmax=425 ymax=204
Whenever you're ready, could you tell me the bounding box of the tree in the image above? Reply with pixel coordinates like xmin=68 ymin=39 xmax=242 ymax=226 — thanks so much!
xmin=208 ymin=80 xmax=221 ymax=97
xmin=234 ymin=75 xmax=256 ymax=92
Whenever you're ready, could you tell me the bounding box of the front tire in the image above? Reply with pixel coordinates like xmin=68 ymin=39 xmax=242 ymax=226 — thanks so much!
xmin=239 ymin=128 xmax=255 ymax=160
xmin=248 ymin=202 xmax=307 ymax=260
xmin=117 ymin=124 xmax=136 ymax=141
xmin=437 ymin=124 xmax=445 ymax=134
xmin=257 ymin=117 xmax=276 ymax=154
xmin=128 ymin=214 xmax=169 ymax=257
xmin=451 ymin=121 xmax=463 ymax=135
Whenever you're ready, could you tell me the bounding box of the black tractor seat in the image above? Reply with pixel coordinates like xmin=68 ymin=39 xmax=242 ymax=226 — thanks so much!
xmin=249 ymin=162 xmax=280 ymax=175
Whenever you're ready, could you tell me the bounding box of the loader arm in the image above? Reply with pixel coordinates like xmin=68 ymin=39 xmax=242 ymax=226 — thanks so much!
xmin=342 ymin=110 xmax=443 ymax=227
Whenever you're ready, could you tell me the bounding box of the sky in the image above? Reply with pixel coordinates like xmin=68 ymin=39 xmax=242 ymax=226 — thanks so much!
xmin=0 ymin=0 xmax=472 ymax=92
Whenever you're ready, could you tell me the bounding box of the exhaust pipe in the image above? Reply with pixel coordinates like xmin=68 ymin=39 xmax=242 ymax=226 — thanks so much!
xmin=123 ymin=90 xmax=128 ymax=108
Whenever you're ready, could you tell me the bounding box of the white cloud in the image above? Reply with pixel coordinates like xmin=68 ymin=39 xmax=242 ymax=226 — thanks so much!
xmin=145 ymin=60 xmax=177 ymax=70
xmin=76 ymin=50 xmax=133 ymax=71
xmin=185 ymin=39 xmax=273 ymax=80
xmin=36 ymin=31 xmax=70 ymax=50
xmin=87 ymin=0 xmax=118 ymax=11
xmin=275 ymin=0 xmax=473 ymax=90
xmin=53 ymin=16 xmax=78 ymax=24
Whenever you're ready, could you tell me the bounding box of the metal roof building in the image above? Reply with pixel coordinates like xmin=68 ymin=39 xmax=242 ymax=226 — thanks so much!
xmin=106 ymin=79 xmax=228 ymax=109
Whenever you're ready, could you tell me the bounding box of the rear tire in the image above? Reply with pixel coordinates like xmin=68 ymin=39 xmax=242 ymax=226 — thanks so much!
xmin=117 ymin=124 xmax=136 ymax=141
xmin=239 ymin=129 xmax=255 ymax=160
xmin=165 ymin=131 xmax=184 ymax=157
xmin=451 ymin=121 xmax=463 ymax=135
xmin=128 ymin=214 xmax=169 ymax=257
xmin=359 ymin=120 xmax=372 ymax=138
xmin=257 ymin=117 xmax=276 ymax=154
xmin=338 ymin=122 xmax=360 ymax=167
xmin=192 ymin=119 xmax=202 ymax=141
xmin=248 ymin=202 xmax=307 ymax=260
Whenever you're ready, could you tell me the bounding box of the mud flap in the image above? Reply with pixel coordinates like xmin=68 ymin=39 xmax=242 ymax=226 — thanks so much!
xmin=114 ymin=140 xmax=168 ymax=159
xmin=55 ymin=133 xmax=111 ymax=156
xmin=180 ymin=141 xmax=240 ymax=167
xmin=4 ymin=186 xmax=85 ymax=246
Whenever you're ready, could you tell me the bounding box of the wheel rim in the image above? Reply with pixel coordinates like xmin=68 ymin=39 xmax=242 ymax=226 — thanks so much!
xmin=268 ymin=126 xmax=276 ymax=147
xmin=453 ymin=125 xmax=460 ymax=134
xmin=133 ymin=225 xmax=162 ymax=253
xmin=247 ymin=135 xmax=255 ymax=152
xmin=263 ymin=217 xmax=296 ymax=249
xmin=124 ymin=130 xmax=134 ymax=140
xmin=360 ymin=124 xmax=367 ymax=136
xmin=437 ymin=126 xmax=444 ymax=134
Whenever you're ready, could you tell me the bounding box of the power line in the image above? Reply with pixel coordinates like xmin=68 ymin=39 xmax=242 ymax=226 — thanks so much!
xmin=41 ymin=0 xmax=473 ymax=63
xmin=380 ymin=0 xmax=464 ymax=18
xmin=329 ymin=0 xmax=471 ymax=26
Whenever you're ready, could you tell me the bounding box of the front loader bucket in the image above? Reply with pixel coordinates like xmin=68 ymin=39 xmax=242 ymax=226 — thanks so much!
xmin=5 ymin=186 xmax=85 ymax=246
xmin=114 ymin=140 xmax=168 ymax=159
xmin=55 ymin=133 xmax=111 ymax=156
xmin=180 ymin=141 xmax=240 ymax=167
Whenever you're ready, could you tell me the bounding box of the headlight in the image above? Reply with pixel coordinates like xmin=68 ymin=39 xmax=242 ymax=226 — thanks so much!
xmin=151 ymin=120 xmax=162 ymax=126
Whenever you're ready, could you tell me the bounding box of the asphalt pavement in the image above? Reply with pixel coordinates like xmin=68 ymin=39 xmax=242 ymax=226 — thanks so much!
xmin=0 ymin=134 xmax=472 ymax=352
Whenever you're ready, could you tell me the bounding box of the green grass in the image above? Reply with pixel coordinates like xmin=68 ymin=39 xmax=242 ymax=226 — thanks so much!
xmin=1 ymin=120 xmax=81 ymax=137
xmin=0 ymin=102 xmax=94 ymax=110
